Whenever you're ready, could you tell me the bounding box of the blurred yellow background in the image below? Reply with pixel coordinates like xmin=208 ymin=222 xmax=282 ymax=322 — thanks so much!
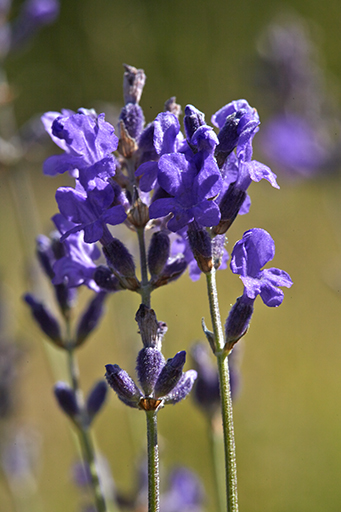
xmin=1 ymin=1 xmax=341 ymax=511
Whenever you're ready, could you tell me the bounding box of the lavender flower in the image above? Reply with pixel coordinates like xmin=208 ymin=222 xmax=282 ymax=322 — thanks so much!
xmin=106 ymin=347 xmax=196 ymax=412
xmin=42 ymin=110 xmax=118 ymax=177
xmin=51 ymin=214 xmax=101 ymax=291
xmin=55 ymin=178 xmax=127 ymax=244
xmin=230 ymin=228 xmax=292 ymax=307
xmin=135 ymin=111 xmax=182 ymax=191
xmin=149 ymin=152 xmax=222 ymax=232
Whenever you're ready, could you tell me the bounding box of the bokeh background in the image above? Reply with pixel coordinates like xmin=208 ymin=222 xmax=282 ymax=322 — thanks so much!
xmin=1 ymin=1 xmax=341 ymax=511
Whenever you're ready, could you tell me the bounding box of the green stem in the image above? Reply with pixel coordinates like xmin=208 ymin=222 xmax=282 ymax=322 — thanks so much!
xmin=137 ymin=227 xmax=151 ymax=307
xmin=78 ymin=426 xmax=107 ymax=512
xmin=206 ymin=268 xmax=239 ymax=512
xmin=66 ymin=341 xmax=107 ymax=512
xmin=208 ymin=417 xmax=226 ymax=512
xmin=146 ymin=411 xmax=160 ymax=512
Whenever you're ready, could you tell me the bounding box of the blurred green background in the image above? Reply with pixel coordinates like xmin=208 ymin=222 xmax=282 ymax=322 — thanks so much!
xmin=2 ymin=0 xmax=341 ymax=511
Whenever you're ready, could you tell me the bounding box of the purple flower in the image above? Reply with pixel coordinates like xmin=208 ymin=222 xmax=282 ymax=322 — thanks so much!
xmin=170 ymin=230 xmax=228 ymax=282
xmin=259 ymin=114 xmax=330 ymax=178
xmin=56 ymin=177 xmax=127 ymax=244
xmin=51 ymin=214 xmax=101 ymax=291
xmin=105 ymin=347 xmax=197 ymax=411
xmin=230 ymin=228 xmax=292 ymax=307
xmin=42 ymin=111 xmax=118 ymax=177
xmin=161 ymin=467 xmax=205 ymax=512
xmin=135 ymin=112 xmax=182 ymax=191
xmin=9 ymin=0 xmax=59 ymax=51
xmin=149 ymin=152 xmax=222 ymax=232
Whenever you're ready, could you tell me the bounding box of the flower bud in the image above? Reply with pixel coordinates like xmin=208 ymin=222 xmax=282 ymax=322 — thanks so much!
xmin=36 ymin=235 xmax=54 ymax=279
xmin=123 ymin=64 xmax=146 ymax=105
xmin=164 ymin=96 xmax=182 ymax=118
xmin=105 ymin=364 xmax=141 ymax=408
xmin=135 ymin=304 xmax=167 ymax=349
xmin=183 ymin=105 xmax=206 ymax=141
xmin=136 ymin=347 xmax=165 ymax=395
xmin=150 ymin=256 xmax=187 ymax=289
xmin=54 ymin=382 xmax=79 ymax=419
xmin=187 ymin=222 xmax=213 ymax=274
xmin=119 ymin=103 xmax=145 ymax=141
xmin=154 ymin=351 xmax=186 ymax=398
xmin=102 ymin=239 xmax=140 ymax=291
xmin=86 ymin=380 xmax=108 ymax=423
xmin=191 ymin=343 xmax=220 ymax=417
xmin=148 ymin=231 xmax=170 ymax=277
xmin=127 ymin=188 xmax=149 ymax=228
xmin=75 ymin=292 xmax=107 ymax=347
xmin=24 ymin=294 xmax=63 ymax=347
xmin=215 ymin=111 xmax=244 ymax=167
xmin=117 ymin=120 xmax=138 ymax=158
xmin=93 ymin=265 xmax=122 ymax=292
xmin=225 ymin=295 xmax=254 ymax=350
xmin=213 ymin=183 xmax=246 ymax=235
xmin=164 ymin=370 xmax=197 ymax=405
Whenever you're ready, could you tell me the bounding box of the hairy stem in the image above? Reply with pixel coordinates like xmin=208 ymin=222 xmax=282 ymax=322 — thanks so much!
xmin=206 ymin=268 xmax=239 ymax=512
xmin=137 ymin=227 xmax=151 ymax=307
xmin=66 ymin=342 xmax=107 ymax=512
xmin=208 ymin=417 xmax=226 ymax=512
xmin=146 ymin=411 xmax=160 ymax=512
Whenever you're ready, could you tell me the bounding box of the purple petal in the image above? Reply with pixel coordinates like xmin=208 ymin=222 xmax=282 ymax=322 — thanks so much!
xmin=102 ymin=205 xmax=127 ymax=226
xmin=195 ymin=154 xmax=222 ymax=200
xmin=135 ymin=161 xmax=159 ymax=192
xmin=262 ymin=268 xmax=293 ymax=288
xmin=231 ymin=228 xmax=275 ymax=277
xmin=158 ymin=153 xmax=187 ymax=196
xmin=192 ymin=200 xmax=221 ymax=227
xmin=149 ymin=197 xmax=178 ymax=220
xmin=43 ymin=154 xmax=83 ymax=176
xmin=247 ymin=160 xmax=279 ymax=189
xmin=154 ymin=112 xmax=180 ymax=154
xmin=56 ymin=187 xmax=88 ymax=224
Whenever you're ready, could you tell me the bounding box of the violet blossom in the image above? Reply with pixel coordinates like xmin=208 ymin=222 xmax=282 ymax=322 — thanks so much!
xmin=230 ymin=228 xmax=292 ymax=307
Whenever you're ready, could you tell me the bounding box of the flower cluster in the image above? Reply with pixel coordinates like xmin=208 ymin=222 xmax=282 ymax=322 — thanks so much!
xmin=105 ymin=305 xmax=197 ymax=412
xmin=22 ymin=63 xmax=293 ymax=512
xmin=37 ymin=65 xmax=284 ymax=296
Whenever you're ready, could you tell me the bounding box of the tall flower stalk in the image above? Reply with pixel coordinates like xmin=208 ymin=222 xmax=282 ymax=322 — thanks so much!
xmin=24 ymin=64 xmax=292 ymax=511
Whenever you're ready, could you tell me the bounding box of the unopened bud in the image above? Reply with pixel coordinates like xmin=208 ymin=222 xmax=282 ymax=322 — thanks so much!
xmin=117 ymin=121 xmax=137 ymax=158
xmin=24 ymin=294 xmax=63 ymax=347
xmin=187 ymin=222 xmax=213 ymax=273
xmin=103 ymin=239 xmax=140 ymax=291
xmin=136 ymin=347 xmax=165 ymax=395
xmin=105 ymin=364 xmax=141 ymax=408
xmin=75 ymin=292 xmax=107 ymax=347
xmin=123 ymin=64 xmax=146 ymax=105
xmin=135 ymin=304 xmax=166 ymax=349
xmin=119 ymin=103 xmax=145 ymax=141
xmin=86 ymin=380 xmax=108 ymax=423
xmin=215 ymin=111 xmax=244 ymax=168
xmin=225 ymin=295 xmax=254 ymax=351
xmin=93 ymin=266 xmax=122 ymax=292
xmin=213 ymin=183 xmax=246 ymax=235
xmin=127 ymin=188 xmax=149 ymax=228
xmin=183 ymin=105 xmax=206 ymax=141
xmin=164 ymin=97 xmax=182 ymax=117
xmin=148 ymin=231 xmax=170 ymax=276
xmin=151 ymin=256 xmax=187 ymax=289
xmin=154 ymin=351 xmax=186 ymax=398
xmin=54 ymin=382 xmax=79 ymax=419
